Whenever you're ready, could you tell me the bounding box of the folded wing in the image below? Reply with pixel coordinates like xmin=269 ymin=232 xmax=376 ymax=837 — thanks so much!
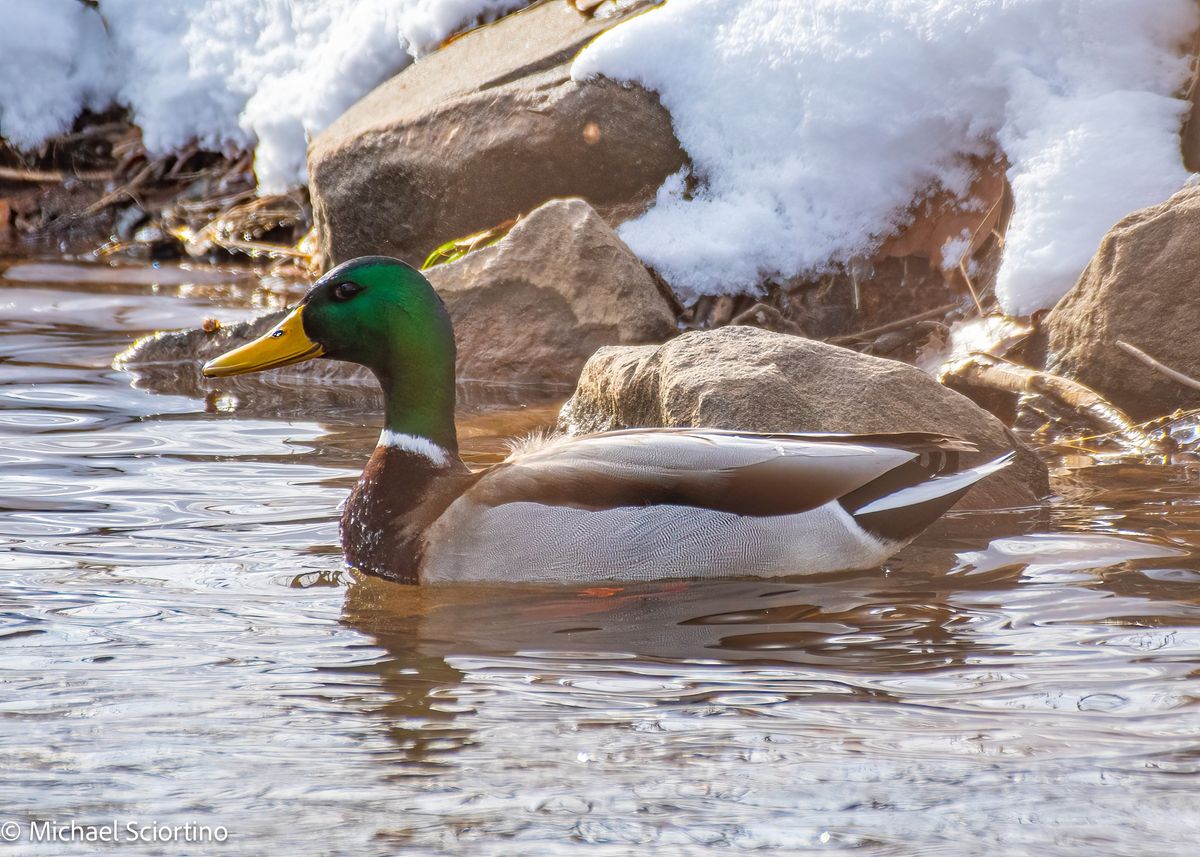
xmin=467 ymin=428 xmax=974 ymax=517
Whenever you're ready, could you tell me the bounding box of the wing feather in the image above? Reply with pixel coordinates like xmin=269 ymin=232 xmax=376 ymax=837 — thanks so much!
xmin=465 ymin=428 xmax=964 ymax=518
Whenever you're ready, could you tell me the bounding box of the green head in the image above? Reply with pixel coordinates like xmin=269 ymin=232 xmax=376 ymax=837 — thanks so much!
xmin=202 ymin=256 xmax=459 ymax=452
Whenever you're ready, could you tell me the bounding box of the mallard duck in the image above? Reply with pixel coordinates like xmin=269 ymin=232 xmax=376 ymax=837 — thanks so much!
xmin=202 ymin=256 xmax=1012 ymax=584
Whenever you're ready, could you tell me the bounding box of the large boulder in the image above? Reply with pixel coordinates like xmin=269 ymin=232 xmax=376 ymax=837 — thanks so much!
xmin=431 ymin=197 xmax=677 ymax=384
xmin=119 ymin=198 xmax=676 ymax=401
xmin=308 ymin=0 xmax=685 ymax=268
xmin=1044 ymin=185 xmax=1200 ymax=420
xmin=558 ymin=325 xmax=1048 ymax=510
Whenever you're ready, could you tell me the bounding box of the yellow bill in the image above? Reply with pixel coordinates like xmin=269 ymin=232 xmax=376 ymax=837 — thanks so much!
xmin=202 ymin=305 xmax=324 ymax=378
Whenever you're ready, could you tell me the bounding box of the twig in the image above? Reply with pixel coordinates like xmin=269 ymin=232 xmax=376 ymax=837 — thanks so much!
xmin=828 ymin=301 xmax=959 ymax=345
xmin=958 ymin=259 xmax=985 ymax=316
xmin=0 ymin=166 xmax=111 ymax=183
xmin=1116 ymin=340 xmax=1200 ymax=392
xmin=970 ymin=188 xmax=1005 ymax=251
xmin=207 ymin=237 xmax=311 ymax=259
xmin=941 ymin=352 xmax=1165 ymax=452
xmin=81 ymin=161 xmax=155 ymax=216
xmin=54 ymin=121 xmax=128 ymax=145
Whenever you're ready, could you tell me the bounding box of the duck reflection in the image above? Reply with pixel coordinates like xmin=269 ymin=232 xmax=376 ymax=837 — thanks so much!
xmin=340 ymin=539 xmax=992 ymax=760
xmin=338 ymin=515 xmax=1200 ymax=769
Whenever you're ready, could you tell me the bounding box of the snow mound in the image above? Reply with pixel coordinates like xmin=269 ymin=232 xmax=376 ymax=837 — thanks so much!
xmin=573 ymin=0 xmax=1198 ymax=315
xmin=0 ymin=0 xmax=115 ymax=150
xmin=0 ymin=0 xmax=529 ymax=193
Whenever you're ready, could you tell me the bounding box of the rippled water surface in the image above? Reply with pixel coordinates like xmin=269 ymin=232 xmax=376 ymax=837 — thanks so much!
xmin=2 ymin=265 xmax=1199 ymax=855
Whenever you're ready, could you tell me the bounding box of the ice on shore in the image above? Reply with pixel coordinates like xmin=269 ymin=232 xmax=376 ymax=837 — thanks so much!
xmin=573 ymin=0 xmax=1197 ymax=314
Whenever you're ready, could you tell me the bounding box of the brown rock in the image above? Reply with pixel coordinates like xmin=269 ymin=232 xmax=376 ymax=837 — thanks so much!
xmin=428 ymin=197 xmax=678 ymax=386
xmin=1044 ymin=185 xmax=1200 ymax=420
xmin=781 ymin=254 xmax=974 ymax=341
xmin=1183 ymin=31 xmax=1200 ymax=172
xmin=308 ymin=0 xmax=684 ymax=268
xmin=557 ymin=325 xmax=1048 ymax=510
xmin=119 ymin=198 xmax=676 ymax=401
xmin=874 ymin=155 xmax=1008 ymax=273
xmin=779 ymin=156 xmax=1008 ymax=341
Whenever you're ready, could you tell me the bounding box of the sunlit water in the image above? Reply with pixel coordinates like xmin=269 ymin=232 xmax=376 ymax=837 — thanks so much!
xmin=2 ymin=266 xmax=1199 ymax=855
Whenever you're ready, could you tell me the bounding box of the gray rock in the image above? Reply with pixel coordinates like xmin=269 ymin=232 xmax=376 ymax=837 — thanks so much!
xmin=308 ymin=0 xmax=684 ymax=268
xmin=118 ymin=309 xmax=285 ymax=371
xmin=557 ymin=325 xmax=1048 ymax=511
xmin=1044 ymin=185 xmax=1200 ymax=420
xmin=118 ymin=198 xmax=676 ymax=403
xmin=114 ymin=310 xmax=383 ymax=420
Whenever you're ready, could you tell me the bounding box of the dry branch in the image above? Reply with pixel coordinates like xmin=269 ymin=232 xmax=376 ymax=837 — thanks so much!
xmin=828 ymin=301 xmax=959 ymax=345
xmin=0 ymin=166 xmax=111 ymax=183
xmin=1116 ymin=340 xmax=1200 ymax=393
xmin=81 ymin=160 xmax=155 ymax=216
xmin=941 ymin=352 xmax=1166 ymax=452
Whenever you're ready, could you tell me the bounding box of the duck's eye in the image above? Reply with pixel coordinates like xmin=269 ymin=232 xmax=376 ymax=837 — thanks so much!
xmin=330 ymin=282 xmax=363 ymax=302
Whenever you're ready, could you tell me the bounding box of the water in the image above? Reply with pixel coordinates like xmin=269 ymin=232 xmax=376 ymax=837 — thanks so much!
xmin=2 ymin=264 xmax=1199 ymax=855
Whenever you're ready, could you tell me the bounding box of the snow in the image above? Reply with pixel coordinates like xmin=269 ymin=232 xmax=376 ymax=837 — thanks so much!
xmin=0 ymin=0 xmax=115 ymax=150
xmin=0 ymin=0 xmax=528 ymax=192
xmin=573 ymin=0 xmax=1198 ymax=315
xmin=997 ymin=90 xmax=1192 ymax=314
xmin=938 ymin=230 xmax=973 ymax=274
xmin=4 ymin=0 xmax=1196 ymax=316
xmin=102 ymin=0 xmax=530 ymax=192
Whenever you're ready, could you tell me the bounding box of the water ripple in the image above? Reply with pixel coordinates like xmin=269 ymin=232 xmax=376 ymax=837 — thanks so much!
xmin=2 ymin=278 xmax=1200 ymax=853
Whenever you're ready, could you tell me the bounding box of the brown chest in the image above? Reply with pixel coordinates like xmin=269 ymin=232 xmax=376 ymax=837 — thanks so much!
xmin=340 ymin=446 xmax=473 ymax=583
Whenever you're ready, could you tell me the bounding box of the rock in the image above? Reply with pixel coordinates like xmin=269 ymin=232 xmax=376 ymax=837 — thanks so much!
xmin=557 ymin=325 xmax=1048 ymax=510
xmin=308 ymin=0 xmax=684 ymax=268
xmin=115 ymin=309 xmax=382 ymax=420
xmin=771 ymin=155 xmax=1008 ymax=340
xmin=119 ymin=198 xmax=676 ymax=403
xmin=1044 ymin=185 xmax=1200 ymax=420
xmin=118 ymin=310 xmax=285 ymax=370
xmin=873 ymin=155 xmax=1008 ymax=274
xmin=428 ymin=197 xmax=677 ymax=385
xmin=776 ymin=253 xmax=976 ymax=341
xmin=1184 ymin=47 xmax=1200 ymax=172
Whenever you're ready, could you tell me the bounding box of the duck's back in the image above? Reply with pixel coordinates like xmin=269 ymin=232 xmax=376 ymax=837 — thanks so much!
xmin=418 ymin=429 xmax=995 ymax=584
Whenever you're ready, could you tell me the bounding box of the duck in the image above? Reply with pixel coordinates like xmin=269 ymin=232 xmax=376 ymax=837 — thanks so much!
xmin=202 ymin=256 xmax=1012 ymax=585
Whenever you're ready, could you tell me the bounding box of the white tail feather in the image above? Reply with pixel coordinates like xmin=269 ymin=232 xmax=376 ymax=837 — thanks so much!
xmin=504 ymin=428 xmax=562 ymax=459
xmin=852 ymin=452 xmax=1015 ymax=516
